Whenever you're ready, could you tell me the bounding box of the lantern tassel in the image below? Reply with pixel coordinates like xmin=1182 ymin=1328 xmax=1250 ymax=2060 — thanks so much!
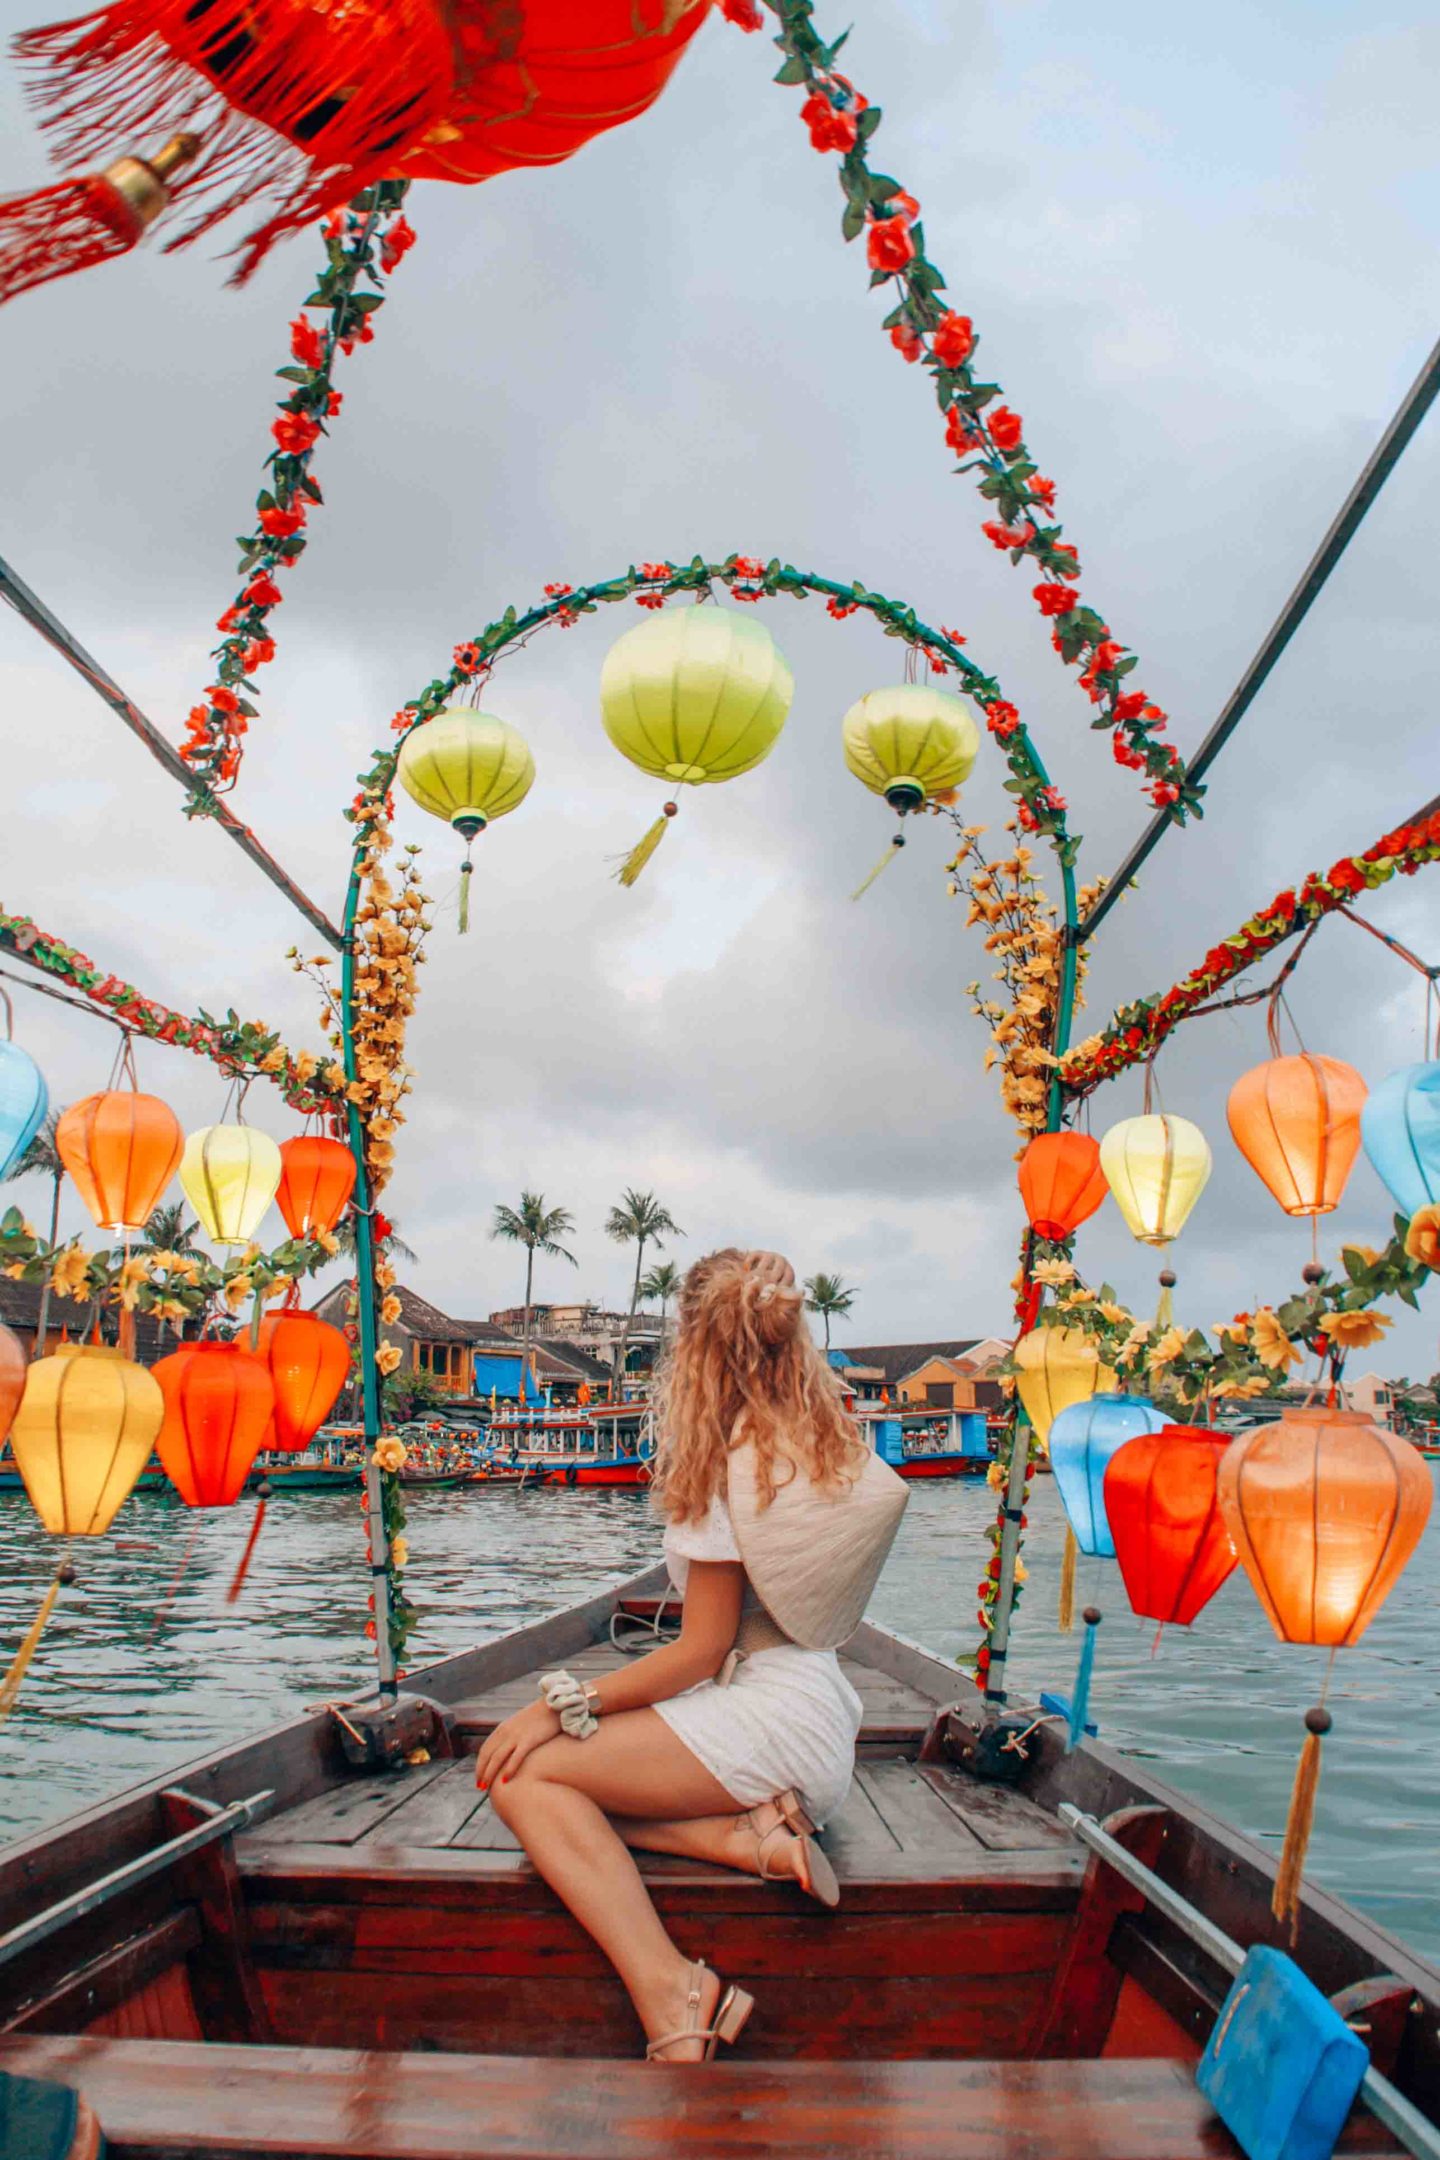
xmin=458 ymin=856 xmax=473 ymax=934
xmin=614 ymin=813 xmax=671 ymax=888
xmin=0 ymin=173 xmax=146 ymax=306
xmin=227 ymin=1487 xmax=269 ymax=1604
xmin=0 ymin=1563 xmax=70 ymax=1726
xmin=851 ymin=833 xmax=906 ymax=901
xmin=117 ymin=1303 xmax=137 ymax=1360
xmin=1058 ymin=1522 xmax=1078 ymax=1634
xmin=1154 ymin=1279 xmax=1174 ymax=1330
xmin=1066 ymin=1606 xmax=1100 ymax=1753
xmin=1272 ymin=1704 xmax=1330 ymax=1939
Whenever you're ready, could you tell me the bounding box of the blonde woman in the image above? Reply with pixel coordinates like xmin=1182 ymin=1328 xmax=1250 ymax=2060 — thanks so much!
xmin=476 ymin=1248 xmax=906 ymax=2063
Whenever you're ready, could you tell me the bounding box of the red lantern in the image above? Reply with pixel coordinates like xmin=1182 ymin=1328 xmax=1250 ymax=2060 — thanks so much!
xmin=2 ymin=0 xmax=710 ymax=304
xmin=1217 ymin=1407 xmax=1431 ymax=1647
xmin=1104 ymin=1424 xmax=1237 ymax=1626
xmin=0 ymin=1323 xmax=25 ymax=1442
xmin=1018 ymin=1132 xmax=1108 ymax=1242
xmin=275 ymin=1135 xmax=356 ymax=1241
xmin=255 ymin=1310 xmax=351 ymax=1454
xmin=153 ymin=1341 xmax=274 ymax=1507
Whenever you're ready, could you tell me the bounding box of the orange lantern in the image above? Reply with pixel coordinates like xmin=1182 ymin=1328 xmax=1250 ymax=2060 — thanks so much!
xmin=1216 ymin=1407 xmax=1430 ymax=1648
xmin=0 ymin=1323 xmax=25 ymax=1442
xmin=275 ymin=1135 xmax=357 ymax=1241
xmin=57 ymin=1077 xmax=183 ymax=1238
xmin=1103 ymin=1424 xmax=1237 ymax=1627
xmin=1216 ymin=1405 xmax=1430 ymax=1932
xmin=255 ymin=1309 xmax=351 ymax=1453
xmin=153 ymin=1341 xmax=274 ymax=1507
xmin=1018 ymin=1132 xmax=1108 ymax=1242
xmin=1226 ymin=1030 xmax=1367 ymax=1218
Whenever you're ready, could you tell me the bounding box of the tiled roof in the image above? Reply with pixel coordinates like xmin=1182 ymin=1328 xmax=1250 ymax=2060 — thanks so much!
xmin=0 ymin=1279 xmax=193 ymax=1364
xmin=835 ymin=1340 xmax=981 ymax=1383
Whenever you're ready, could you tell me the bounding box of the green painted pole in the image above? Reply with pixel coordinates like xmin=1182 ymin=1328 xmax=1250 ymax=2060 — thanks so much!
xmin=983 ymin=856 xmax=1079 ymax=1715
xmin=341 ymin=850 xmax=397 ymax=1701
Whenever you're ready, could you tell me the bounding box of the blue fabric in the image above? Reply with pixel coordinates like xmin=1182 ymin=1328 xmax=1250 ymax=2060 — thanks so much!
xmin=0 ymin=2070 xmax=104 ymax=2159
xmin=1362 ymin=1060 xmax=1440 ymax=1218
xmin=0 ymin=1040 xmax=47 ymax=1182
xmin=1048 ymin=1393 xmax=1166 ymax=1555
xmin=1197 ymin=1946 xmax=1368 ymax=2160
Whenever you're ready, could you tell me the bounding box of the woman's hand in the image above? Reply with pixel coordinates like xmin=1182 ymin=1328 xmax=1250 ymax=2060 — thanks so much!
xmin=475 ymin=1699 xmax=560 ymax=1790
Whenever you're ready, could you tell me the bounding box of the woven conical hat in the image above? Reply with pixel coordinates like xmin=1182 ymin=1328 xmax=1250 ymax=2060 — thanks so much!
xmin=726 ymin=1438 xmax=909 ymax=1651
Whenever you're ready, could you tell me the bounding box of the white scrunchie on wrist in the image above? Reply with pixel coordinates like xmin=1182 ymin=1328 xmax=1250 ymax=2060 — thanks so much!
xmin=539 ymin=1668 xmax=599 ymax=1738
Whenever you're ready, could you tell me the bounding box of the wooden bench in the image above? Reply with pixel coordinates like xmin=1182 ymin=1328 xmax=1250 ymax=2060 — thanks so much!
xmin=0 ymin=2036 xmax=1401 ymax=2157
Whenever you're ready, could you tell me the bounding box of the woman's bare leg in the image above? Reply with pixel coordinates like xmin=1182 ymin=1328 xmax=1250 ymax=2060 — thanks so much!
xmin=488 ymin=1709 xmax=746 ymax=2059
xmin=618 ymin=1803 xmax=805 ymax=1882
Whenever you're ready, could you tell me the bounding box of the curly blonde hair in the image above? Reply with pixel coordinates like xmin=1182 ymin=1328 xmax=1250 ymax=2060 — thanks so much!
xmin=650 ymin=1248 xmax=864 ymax=1524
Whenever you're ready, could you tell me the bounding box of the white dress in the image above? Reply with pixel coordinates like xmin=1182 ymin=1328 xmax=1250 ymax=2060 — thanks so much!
xmin=652 ymin=1491 xmax=864 ymax=1825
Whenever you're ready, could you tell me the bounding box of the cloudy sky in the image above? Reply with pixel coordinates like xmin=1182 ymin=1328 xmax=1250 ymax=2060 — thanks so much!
xmin=1 ymin=0 xmax=1436 ymax=1371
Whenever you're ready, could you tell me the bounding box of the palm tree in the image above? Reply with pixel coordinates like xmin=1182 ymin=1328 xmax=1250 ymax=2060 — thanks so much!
xmin=607 ymin=1190 xmax=683 ymax=1384
xmin=3 ymin=1109 xmax=65 ymax=1355
xmin=804 ymin=1271 xmax=856 ymax=1352
xmin=134 ymin=1202 xmax=205 ymax=1258
xmin=490 ymin=1192 xmax=578 ymax=1371
xmin=334 ymin=1216 xmax=418 ymax=1264
xmin=639 ymin=1259 xmax=682 ymax=1321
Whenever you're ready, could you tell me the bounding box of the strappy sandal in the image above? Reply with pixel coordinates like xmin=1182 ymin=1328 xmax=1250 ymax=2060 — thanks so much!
xmin=746 ymin=1787 xmax=840 ymax=1910
xmin=645 ymin=1959 xmax=756 ymax=2063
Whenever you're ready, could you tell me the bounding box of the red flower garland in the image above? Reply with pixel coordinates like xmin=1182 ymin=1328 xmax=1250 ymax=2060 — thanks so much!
xmin=179 ymin=185 xmax=415 ymax=802
xmin=745 ymin=0 xmax=1199 ymax=821
xmin=1059 ymin=809 xmax=1440 ymax=1094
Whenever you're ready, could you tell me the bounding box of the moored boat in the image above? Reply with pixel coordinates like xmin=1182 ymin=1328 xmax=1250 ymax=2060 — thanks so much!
xmin=0 ymin=1563 xmax=1433 ymax=2157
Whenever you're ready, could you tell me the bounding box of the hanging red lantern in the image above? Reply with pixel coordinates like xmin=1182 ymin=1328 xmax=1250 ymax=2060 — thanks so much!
xmin=0 ymin=1323 xmax=26 ymax=1442
xmin=275 ymin=1135 xmax=357 ymax=1241
xmin=1104 ymin=1424 xmax=1237 ymax=1627
xmin=153 ymin=1341 xmax=274 ymax=1507
xmin=1017 ymin=1132 xmax=1108 ymax=1242
xmin=255 ymin=1308 xmax=351 ymax=1453
xmin=1226 ymin=1014 xmax=1367 ymax=1219
xmin=2 ymin=0 xmax=710 ymax=304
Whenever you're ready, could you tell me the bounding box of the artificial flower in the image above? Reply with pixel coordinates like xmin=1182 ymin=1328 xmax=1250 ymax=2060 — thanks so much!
xmin=1250 ymin=1307 xmax=1301 ymax=1372
xmin=1404 ymin=1205 xmax=1440 ymax=1271
xmin=372 ymin=1436 xmax=409 ymax=1473
xmin=1321 ymin=1309 xmax=1392 ymax=1351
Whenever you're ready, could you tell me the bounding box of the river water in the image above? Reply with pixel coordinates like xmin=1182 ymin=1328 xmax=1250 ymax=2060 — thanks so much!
xmin=1 ymin=1473 xmax=1436 ymax=1959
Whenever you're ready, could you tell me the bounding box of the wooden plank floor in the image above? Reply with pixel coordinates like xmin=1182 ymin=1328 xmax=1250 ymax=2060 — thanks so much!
xmin=446 ymin=1643 xmax=948 ymax=1748
xmin=249 ymin=1644 xmax=1074 ymax=1885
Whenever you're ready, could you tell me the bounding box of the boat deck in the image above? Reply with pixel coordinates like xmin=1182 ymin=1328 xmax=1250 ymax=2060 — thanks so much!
xmin=0 ymin=1570 xmax=1424 ymax=2156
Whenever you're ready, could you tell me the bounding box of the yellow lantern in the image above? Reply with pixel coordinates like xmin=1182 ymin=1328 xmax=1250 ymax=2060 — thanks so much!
xmin=1013 ymin=1327 xmax=1116 ymax=1448
xmin=1099 ymin=1113 xmax=1212 ymax=1247
xmin=842 ymin=686 xmax=979 ymax=896
xmin=180 ymin=1124 xmax=283 ymax=1247
xmin=9 ymin=1344 xmax=163 ymax=1535
xmin=600 ymin=608 xmax=793 ymax=885
xmin=396 ymin=709 xmax=535 ymax=930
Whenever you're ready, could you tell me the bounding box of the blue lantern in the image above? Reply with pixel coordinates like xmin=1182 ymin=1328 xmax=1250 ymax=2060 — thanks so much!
xmin=0 ymin=996 xmax=47 ymax=1181
xmin=1361 ymin=1062 xmax=1440 ymax=1220
xmin=1049 ymin=1392 xmax=1167 ymax=1556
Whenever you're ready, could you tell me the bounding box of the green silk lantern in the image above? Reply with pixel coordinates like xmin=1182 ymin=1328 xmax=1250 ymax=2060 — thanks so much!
xmin=600 ymin=608 xmax=793 ymax=885
xmin=843 ymin=685 xmax=979 ymax=897
xmin=396 ymin=709 xmax=534 ymax=931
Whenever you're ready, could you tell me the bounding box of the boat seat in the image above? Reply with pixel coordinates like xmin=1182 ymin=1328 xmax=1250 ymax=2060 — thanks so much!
xmin=0 ymin=2037 xmax=1399 ymax=2158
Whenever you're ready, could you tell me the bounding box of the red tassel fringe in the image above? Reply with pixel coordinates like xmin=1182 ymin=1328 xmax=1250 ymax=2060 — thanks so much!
xmin=0 ymin=168 xmax=142 ymax=304
xmin=11 ymin=0 xmax=453 ymax=285
xmin=226 ymin=1494 xmax=266 ymax=1603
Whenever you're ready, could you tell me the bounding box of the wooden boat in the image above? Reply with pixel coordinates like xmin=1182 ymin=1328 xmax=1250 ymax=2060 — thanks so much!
xmin=0 ymin=1564 xmax=1435 ymax=2158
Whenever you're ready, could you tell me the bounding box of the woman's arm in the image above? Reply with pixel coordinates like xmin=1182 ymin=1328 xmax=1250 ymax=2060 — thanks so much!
xmin=587 ymin=1560 xmax=744 ymax=1715
xmin=474 ymin=1563 xmax=742 ymax=1788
